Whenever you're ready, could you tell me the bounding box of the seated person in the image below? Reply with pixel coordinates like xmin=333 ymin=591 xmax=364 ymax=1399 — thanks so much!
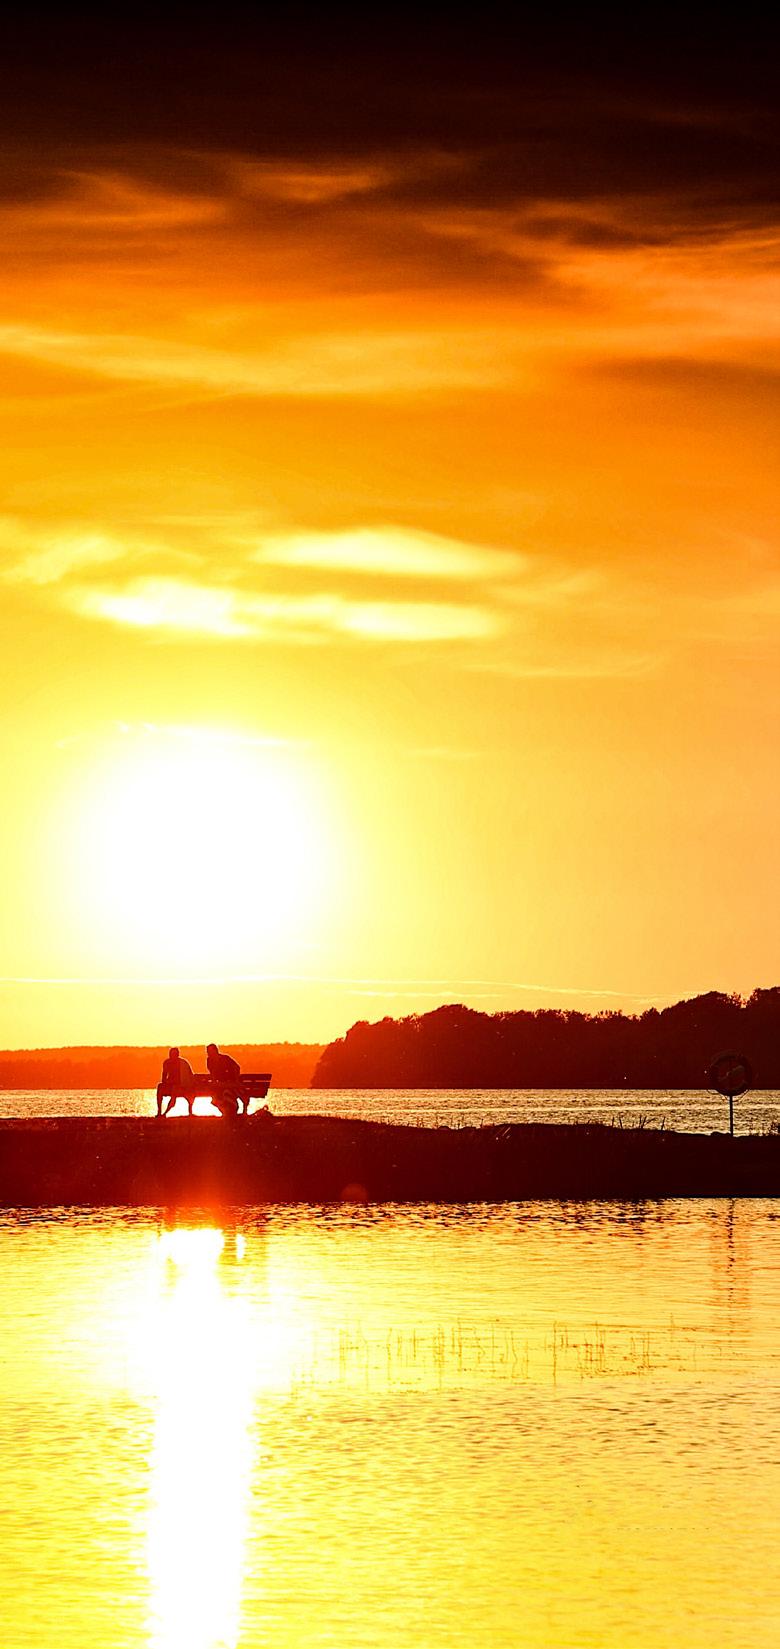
xmin=206 ymin=1043 xmax=245 ymax=1115
xmin=156 ymin=1047 xmax=197 ymax=1116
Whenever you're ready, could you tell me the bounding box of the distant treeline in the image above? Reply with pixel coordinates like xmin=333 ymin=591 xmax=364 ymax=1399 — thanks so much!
xmin=0 ymin=1043 xmax=324 ymax=1090
xmin=311 ymin=992 xmax=780 ymax=1088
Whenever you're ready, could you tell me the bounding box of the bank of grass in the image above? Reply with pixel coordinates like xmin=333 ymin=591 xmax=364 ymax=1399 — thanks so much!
xmin=1 ymin=1114 xmax=779 ymax=1206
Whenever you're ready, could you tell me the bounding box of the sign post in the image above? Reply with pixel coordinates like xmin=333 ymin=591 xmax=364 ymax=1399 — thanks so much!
xmin=708 ymin=1052 xmax=753 ymax=1138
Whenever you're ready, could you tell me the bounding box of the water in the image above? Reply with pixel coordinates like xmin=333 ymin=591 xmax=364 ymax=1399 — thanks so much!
xmin=2 ymin=1200 xmax=780 ymax=1647
xmin=2 ymin=1085 xmax=780 ymax=1133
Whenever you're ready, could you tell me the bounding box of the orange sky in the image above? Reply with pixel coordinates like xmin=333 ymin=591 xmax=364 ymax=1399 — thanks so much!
xmin=0 ymin=22 xmax=778 ymax=1045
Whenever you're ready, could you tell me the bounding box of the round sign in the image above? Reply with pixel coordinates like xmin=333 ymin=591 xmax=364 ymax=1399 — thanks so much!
xmin=708 ymin=1051 xmax=753 ymax=1098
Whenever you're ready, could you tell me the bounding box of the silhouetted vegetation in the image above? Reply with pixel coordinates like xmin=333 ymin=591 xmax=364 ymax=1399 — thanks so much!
xmin=311 ymin=990 xmax=780 ymax=1088
xmin=2 ymin=1115 xmax=780 ymax=1205
xmin=0 ymin=1043 xmax=324 ymax=1090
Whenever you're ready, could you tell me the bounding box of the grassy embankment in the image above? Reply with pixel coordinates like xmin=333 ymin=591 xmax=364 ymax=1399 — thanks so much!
xmin=1 ymin=1115 xmax=778 ymax=1206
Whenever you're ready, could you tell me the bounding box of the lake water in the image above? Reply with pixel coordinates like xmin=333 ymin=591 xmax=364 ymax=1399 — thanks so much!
xmin=2 ymin=1085 xmax=779 ymax=1132
xmin=2 ymin=1200 xmax=780 ymax=1648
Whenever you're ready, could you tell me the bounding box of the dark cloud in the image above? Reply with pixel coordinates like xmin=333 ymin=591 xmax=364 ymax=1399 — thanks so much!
xmin=582 ymin=356 xmax=780 ymax=393
xmin=1 ymin=11 xmax=778 ymax=216
xmin=587 ymin=357 xmax=778 ymax=385
xmin=0 ymin=157 xmax=74 ymax=207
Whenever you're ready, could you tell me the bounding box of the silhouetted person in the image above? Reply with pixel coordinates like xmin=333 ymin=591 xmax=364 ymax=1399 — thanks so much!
xmin=206 ymin=1043 xmax=244 ymax=1116
xmin=156 ymin=1047 xmax=196 ymax=1116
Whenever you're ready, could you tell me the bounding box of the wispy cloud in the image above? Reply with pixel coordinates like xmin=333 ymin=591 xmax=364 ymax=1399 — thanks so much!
xmin=66 ymin=575 xmax=501 ymax=644
xmin=70 ymin=577 xmax=245 ymax=638
xmin=0 ymin=510 xmax=665 ymax=672
xmin=0 ymin=514 xmax=199 ymax=593
xmin=119 ymin=721 xmax=301 ymax=749
xmin=54 ymin=719 xmax=302 ymax=754
xmin=251 ymin=526 xmax=523 ymax=581
xmin=473 ymin=649 xmax=663 ymax=681
xmin=2 ymin=520 xmax=136 ymax=585
xmin=3 ymin=167 xmax=225 ymax=233
xmin=0 ymin=136 xmax=776 ymax=447
xmin=0 ymin=969 xmax=679 ymax=1006
xmin=0 ymin=319 xmax=514 ymax=398
xmin=405 ymin=745 xmax=482 ymax=761
xmin=232 ymin=157 xmax=399 ymax=204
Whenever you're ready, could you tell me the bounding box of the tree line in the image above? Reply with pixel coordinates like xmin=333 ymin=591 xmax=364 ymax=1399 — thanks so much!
xmin=0 ymin=1043 xmax=324 ymax=1090
xmin=310 ymin=991 xmax=780 ymax=1088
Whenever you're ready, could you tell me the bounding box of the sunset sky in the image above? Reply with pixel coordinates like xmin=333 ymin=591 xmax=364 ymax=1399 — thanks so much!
xmin=1 ymin=16 xmax=778 ymax=1045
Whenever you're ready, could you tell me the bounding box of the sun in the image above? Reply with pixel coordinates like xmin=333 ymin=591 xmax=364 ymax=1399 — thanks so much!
xmin=65 ymin=728 xmax=335 ymax=974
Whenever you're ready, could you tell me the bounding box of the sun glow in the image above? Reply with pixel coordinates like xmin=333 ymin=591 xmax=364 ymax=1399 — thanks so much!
xmin=135 ymin=1221 xmax=331 ymax=1649
xmin=62 ymin=730 xmax=337 ymax=974
xmin=145 ymin=1226 xmax=254 ymax=1649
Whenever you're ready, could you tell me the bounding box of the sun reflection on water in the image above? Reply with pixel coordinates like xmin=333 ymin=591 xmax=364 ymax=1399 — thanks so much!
xmin=4 ymin=1205 xmax=780 ymax=1649
xmin=145 ymin=1225 xmax=255 ymax=1649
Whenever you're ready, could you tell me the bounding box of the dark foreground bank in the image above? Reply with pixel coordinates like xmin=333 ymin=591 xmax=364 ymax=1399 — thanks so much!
xmin=1 ymin=1115 xmax=780 ymax=1205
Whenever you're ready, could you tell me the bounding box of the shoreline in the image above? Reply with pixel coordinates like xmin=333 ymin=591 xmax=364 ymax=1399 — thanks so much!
xmin=2 ymin=1081 xmax=779 ymax=1091
xmin=1 ymin=1115 xmax=779 ymax=1206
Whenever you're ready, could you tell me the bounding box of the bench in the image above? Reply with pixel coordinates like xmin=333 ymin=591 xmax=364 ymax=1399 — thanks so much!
xmin=158 ymin=1072 xmax=272 ymax=1114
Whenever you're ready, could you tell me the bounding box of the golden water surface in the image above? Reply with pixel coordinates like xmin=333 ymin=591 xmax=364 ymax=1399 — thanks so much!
xmin=1 ymin=1201 xmax=779 ymax=1648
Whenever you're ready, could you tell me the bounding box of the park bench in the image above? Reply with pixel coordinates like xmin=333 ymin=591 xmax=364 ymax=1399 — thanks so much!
xmin=158 ymin=1072 xmax=272 ymax=1115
